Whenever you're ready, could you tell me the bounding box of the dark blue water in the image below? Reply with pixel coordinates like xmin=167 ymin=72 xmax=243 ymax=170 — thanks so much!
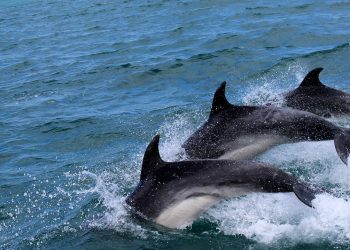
xmin=1 ymin=0 xmax=350 ymax=249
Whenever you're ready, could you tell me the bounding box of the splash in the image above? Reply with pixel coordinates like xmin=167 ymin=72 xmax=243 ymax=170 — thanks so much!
xmin=79 ymin=170 xmax=159 ymax=239
xmin=206 ymin=193 xmax=350 ymax=245
xmin=257 ymin=140 xmax=350 ymax=189
xmin=242 ymin=63 xmax=307 ymax=106
xmin=158 ymin=112 xmax=206 ymax=161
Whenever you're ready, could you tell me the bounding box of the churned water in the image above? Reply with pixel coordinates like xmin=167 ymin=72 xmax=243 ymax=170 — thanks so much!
xmin=1 ymin=0 xmax=350 ymax=249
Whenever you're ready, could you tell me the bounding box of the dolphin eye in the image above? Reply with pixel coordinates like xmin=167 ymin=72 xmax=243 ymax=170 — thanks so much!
xmin=323 ymin=113 xmax=331 ymax=118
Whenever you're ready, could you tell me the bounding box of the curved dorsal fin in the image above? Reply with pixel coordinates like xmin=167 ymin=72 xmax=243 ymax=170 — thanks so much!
xmin=210 ymin=81 xmax=232 ymax=117
xmin=299 ymin=67 xmax=324 ymax=88
xmin=140 ymin=135 xmax=165 ymax=181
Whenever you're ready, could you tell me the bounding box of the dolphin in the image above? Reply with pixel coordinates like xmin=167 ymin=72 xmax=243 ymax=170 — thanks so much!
xmin=182 ymin=82 xmax=350 ymax=164
xmin=126 ymin=135 xmax=320 ymax=229
xmin=285 ymin=67 xmax=350 ymax=118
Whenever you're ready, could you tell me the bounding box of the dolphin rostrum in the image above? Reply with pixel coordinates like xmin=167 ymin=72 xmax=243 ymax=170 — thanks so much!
xmin=126 ymin=135 xmax=320 ymax=229
xmin=182 ymin=82 xmax=350 ymax=164
xmin=285 ymin=67 xmax=350 ymax=118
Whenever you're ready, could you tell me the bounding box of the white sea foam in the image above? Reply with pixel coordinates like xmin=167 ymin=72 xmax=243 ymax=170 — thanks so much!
xmin=158 ymin=112 xmax=205 ymax=161
xmin=78 ymin=170 xmax=159 ymax=239
xmin=242 ymin=63 xmax=306 ymax=106
xmin=158 ymin=114 xmax=193 ymax=161
xmin=257 ymin=141 xmax=350 ymax=189
xmin=205 ymin=193 xmax=350 ymax=245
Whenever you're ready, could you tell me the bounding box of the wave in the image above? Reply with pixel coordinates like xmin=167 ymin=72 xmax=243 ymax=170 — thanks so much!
xmin=282 ymin=43 xmax=349 ymax=61
xmin=36 ymin=117 xmax=97 ymax=134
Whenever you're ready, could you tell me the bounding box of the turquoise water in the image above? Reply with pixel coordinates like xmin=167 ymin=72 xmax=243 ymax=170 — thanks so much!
xmin=1 ymin=0 xmax=350 ymax=249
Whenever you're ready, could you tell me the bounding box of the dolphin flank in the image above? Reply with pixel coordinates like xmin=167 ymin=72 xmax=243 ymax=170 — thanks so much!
xmin=182 ymin=82 xmax=350 ymax=164
xmin=126 ymin=135 xmax=321 ymax=229
xmin=285 ymin=67 xmax=350 ymax=117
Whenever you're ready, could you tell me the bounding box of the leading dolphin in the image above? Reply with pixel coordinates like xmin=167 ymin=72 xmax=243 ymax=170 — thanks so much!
xmin=285 ymin=67 xmax=350 ymax=117
xmin=182 ymin=82 xmax=350 ymax=164
xmin=126 ymin=135 xmax=320 ymax=229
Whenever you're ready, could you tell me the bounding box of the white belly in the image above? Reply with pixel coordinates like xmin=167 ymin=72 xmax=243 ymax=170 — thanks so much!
xmin=155 ymin=195 xmax=219 ymax=228
xmin=155 ymin=185 xmax=256 ymax=228
xmin=219 ymin=134 xmax=289 ymax=160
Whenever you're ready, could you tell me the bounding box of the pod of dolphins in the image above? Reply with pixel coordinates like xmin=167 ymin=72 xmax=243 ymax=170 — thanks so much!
xmin=126 ymin=68 xmax=350 ymax=229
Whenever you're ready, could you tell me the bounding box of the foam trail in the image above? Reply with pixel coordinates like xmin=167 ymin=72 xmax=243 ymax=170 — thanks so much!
xmin=206 ymin=193 xmax=350 ymax=245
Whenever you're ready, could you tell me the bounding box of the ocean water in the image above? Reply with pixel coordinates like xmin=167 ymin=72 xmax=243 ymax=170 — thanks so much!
xmin=1 ymin=0 xmax=350 ymax=249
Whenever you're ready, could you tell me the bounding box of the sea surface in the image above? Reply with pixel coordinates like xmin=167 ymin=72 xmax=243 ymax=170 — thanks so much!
xmin=1 ymin=0 xmax=350 ymax=249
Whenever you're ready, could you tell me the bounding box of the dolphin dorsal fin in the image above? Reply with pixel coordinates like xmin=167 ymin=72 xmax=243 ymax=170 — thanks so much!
xmin=140 ymin=135 xmax=165 ymax=181
xmin=299 ymin=67 xmax=324 ymax=88
xmin=210 ymin=81 xmax=232 ymax=117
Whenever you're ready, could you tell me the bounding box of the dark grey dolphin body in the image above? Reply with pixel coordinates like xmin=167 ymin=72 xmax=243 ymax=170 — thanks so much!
xmin=126 ymin=135 xmax=320 ymax=229
xmin=285 ymin=68 xmax=350 ymax=117
xmin=182 ymin=82 xmax=350 ymax=164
